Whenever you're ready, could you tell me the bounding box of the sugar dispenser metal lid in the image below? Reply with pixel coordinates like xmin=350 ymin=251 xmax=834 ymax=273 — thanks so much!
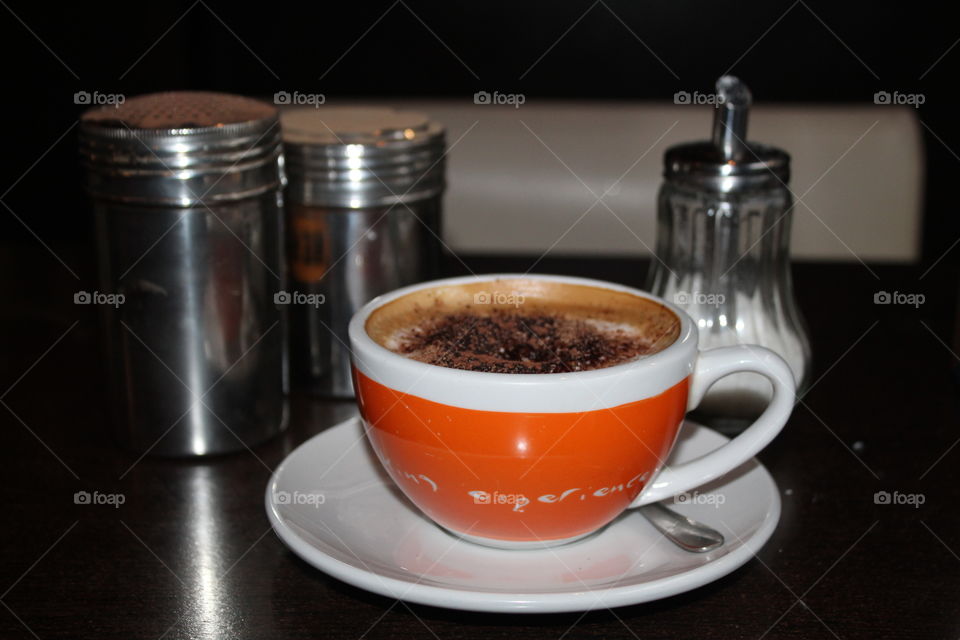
xmin=664 ymin=76 xmax=790 ymax=192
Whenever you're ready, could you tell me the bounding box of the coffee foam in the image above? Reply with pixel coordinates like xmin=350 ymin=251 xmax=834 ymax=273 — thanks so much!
xmin=366 ymin=279 xmax=681 ymax=372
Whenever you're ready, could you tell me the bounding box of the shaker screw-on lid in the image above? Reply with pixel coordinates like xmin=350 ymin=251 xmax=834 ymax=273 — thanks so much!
xmin=79 ymin=91 xmax=283 ymax=206
xmin=280 ymin=107 xmax=446 ymax=208
xmin=664 ymin=76 xmax=790 ymax=192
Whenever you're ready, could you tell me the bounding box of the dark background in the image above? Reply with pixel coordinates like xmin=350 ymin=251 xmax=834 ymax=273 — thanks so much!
xmin=2 ymin=0 xmax=957 ymax=269
xmin=3 ymin=4 xmax=960 ymax=637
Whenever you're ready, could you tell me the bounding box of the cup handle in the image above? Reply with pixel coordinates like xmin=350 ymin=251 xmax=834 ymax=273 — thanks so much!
xmin=629 ymin=345 xmax=796 ymax=508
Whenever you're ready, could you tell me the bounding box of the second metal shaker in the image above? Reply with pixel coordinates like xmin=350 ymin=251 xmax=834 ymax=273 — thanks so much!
xmin=280 ymin=107 xmax=446 ymax=397
xmin=79 ymin=91 xmax=288 ymax=456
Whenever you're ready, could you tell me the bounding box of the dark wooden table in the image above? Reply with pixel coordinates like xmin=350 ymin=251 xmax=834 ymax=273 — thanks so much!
xmin=2 ymin=246 xmax=958 ymax=639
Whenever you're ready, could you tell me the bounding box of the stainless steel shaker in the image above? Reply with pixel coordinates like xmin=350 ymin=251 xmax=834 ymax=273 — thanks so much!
xmin=79 ymin=91 xmax=288 ymax=456
xmin=280 ymin=107 xmax=445 ymax=397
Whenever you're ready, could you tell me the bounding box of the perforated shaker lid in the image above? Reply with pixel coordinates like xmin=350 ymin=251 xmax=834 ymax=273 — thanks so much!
xmin=79 ymin=91 xmax=282 ymax=206
xmin=280 ymin=107 xmax=445 ymax=208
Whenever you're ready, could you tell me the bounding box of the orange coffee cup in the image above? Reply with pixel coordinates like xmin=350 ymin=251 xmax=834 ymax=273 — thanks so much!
xmin=348 ymin=275 xmax=795 ymax=549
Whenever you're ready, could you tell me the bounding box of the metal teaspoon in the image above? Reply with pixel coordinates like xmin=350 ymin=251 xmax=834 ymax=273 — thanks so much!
xmin=641 ymin=502 xmax=725 ymax=553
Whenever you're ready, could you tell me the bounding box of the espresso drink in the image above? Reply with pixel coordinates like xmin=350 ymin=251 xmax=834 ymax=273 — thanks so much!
xmin=366 ymin=279 xmax=681 ymax=374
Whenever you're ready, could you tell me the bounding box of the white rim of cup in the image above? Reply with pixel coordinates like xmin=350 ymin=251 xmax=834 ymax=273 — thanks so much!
xmin=347 ymin=274 xmax=699 ymax=412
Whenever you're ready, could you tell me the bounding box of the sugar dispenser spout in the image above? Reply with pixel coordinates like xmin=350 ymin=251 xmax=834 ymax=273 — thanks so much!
xmin=711 ymin=75 xmax=752 ymax=161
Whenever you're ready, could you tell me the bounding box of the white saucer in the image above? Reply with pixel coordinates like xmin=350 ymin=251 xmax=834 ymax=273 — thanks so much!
xmin=265 ymin=416 xmax=781 ymax=613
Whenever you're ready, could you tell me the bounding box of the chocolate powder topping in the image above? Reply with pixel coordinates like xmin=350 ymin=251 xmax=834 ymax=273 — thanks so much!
xmin=395 ymin=310 xmax=664 ymax=374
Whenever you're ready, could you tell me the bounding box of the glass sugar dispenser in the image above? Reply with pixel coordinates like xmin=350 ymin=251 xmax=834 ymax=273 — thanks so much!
xmin=647 ymin=76 xmax=811 ymax=431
